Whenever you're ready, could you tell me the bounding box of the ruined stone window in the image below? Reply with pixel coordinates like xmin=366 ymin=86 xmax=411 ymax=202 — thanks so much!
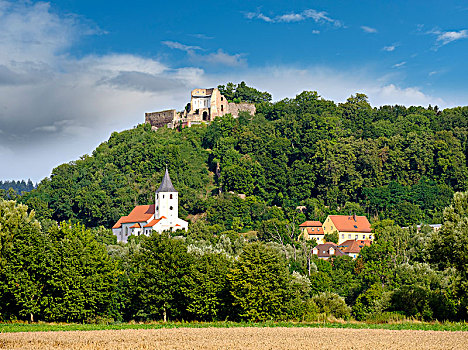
xmin=221 ymin=97 xmax=223 ymax=101
xmin=221 ymin=105 xmax=224 ymax=111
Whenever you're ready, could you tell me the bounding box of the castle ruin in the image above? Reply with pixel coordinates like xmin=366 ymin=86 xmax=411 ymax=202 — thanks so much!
xmin=145 ymin=87 xmax=256 ymax=130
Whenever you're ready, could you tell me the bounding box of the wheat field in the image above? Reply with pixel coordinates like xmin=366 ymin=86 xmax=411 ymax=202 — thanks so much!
xmin=1 ymin=327 xmax=467 ymax=350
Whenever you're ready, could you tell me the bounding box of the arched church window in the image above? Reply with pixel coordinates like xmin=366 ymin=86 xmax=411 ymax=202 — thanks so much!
xmin=156 ymin=194 xmax=158 ymax=199
xmin=163 ymin=195 xmax=165 ymax=199
xmin=170 ymin=194 xmax=173 ymax=199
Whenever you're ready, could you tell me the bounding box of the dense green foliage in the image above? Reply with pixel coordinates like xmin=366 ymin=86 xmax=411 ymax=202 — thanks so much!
xmin=0 ymin=192 xmax=467 ymax=322
xmin=1 ymin=84 xmax=467 ymax=323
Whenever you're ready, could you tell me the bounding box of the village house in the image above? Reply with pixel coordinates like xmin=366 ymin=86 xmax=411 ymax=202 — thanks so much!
xmin=112 ymin=169 xmax=188 ymax=242
xmin=322 ymin=214 xmax=372 ymax=244
xmin=312 ymin=242 xmax=345 ymax=260
xmin=300 ymin=220 xmax=324 ymax=243
xmin=338 ymin=239 xmax=372 ymax=259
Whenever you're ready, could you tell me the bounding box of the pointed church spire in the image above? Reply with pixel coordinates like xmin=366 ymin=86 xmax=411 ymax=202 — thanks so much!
xmin=156 ymin=168 xmax=177 ymax=193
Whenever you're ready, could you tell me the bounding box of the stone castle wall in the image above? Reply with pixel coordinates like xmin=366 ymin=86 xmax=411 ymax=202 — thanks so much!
xmin=228 ymin=102 xmax=256 ymax=117
xmin=145 ymin=110 xmax=176 ymax=129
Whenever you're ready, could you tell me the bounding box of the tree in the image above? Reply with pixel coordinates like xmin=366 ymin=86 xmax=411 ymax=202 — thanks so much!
xmin=227 ymin=242 xmax=290 ymax=321
xmin=0 ymin=199 xmax=45 ymax=322
xmin=182 ymin=253 xmax=233 ymax=321
xmin=127 ymin=233 xmax=193 ymax=321
xmin=430 ymin=191 xmax=468 ymax=317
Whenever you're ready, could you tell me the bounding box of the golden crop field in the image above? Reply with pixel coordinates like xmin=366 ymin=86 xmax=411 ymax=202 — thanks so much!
xmin=1 ymin=327 xmax=467 ymax=350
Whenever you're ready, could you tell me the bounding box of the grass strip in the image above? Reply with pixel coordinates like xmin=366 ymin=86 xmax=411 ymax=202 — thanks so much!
xmin=1 ymin=320 xmax=467 ymax=333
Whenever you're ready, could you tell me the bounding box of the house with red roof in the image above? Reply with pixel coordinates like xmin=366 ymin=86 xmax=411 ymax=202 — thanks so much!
xmin=322 ymin=214 xmax=373 ymax=244
xmin=338 ymin=239 xmax=372 ymax=259
xmin=112 ymin=169 xmax=188 ymax=242
xmin=299 ymin=220 xmax=324 ymax=243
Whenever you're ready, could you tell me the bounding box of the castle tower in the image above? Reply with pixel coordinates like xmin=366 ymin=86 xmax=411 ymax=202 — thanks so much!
xmin=155 ymin=168 xmax=178 ymax=223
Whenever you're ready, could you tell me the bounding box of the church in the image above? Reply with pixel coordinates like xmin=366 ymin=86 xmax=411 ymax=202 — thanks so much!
xmin=112 ymin=169 xmax=188 ymax=242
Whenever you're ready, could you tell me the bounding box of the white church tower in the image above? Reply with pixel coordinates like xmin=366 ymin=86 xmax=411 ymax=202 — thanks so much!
xmin=112 ymin=168 xmax=188 ymax=242
xmin=155 ymin=168 xmax=179 ymax=225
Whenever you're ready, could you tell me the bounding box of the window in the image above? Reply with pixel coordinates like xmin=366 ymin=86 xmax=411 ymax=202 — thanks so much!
xmin=156 ymin=206 xmax=158 ymax=211
xmin=163 ymin=195 xmax=165 ymax=199
xmin=311 ymin=228 xmax=314 ymax=231
xmin=317 ymin=228 xmax=320 ymax=231
xmin=170 ymin=206 xmax=173 ymax=210
xmin=363 ymin=235 xmax=366 ymax=239
xmin=170 ymin=194 xmax=173 ymax=199
xmin=221 ymin=97 xmax=223 ymax=101
xmin=156 ymin=194 xmax=158 ymax=199
xmin=221 ymin=105 xmax=223 ymax=111
xmin=342 ymin=234 xmax=344 ymax=238
xmin=354 ymin=225 xmax=358 ymax=228
xmin=348 ymin=234 xmax=351 ymax=239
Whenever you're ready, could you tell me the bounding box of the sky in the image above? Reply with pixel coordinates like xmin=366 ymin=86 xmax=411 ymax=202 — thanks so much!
xmin=0 ymin=0 xmax=467 ymax=182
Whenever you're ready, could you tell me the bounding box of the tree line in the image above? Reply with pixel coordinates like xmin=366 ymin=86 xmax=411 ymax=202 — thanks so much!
xmin=0 ymin=192 xmax=467 ymax=322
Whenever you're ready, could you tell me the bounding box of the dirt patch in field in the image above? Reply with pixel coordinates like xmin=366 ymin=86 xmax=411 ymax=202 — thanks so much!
xmin=1 ymin=327 xmax=467 ymax=350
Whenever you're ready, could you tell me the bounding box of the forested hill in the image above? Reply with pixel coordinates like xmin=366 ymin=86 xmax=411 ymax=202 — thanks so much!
xmin=19 ymin=88 xmax=468 ymax=229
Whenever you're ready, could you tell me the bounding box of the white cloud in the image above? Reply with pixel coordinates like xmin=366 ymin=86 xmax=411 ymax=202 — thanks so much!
xmin=312 ymin=30 xmax=320 ymax=34
xmin=189 ymin=33 xmax=214 ymax=40
xmin=436 ymin=29 xmax=468 ymax=45
xmin=392 ymin=61 xmax=406 ymax=68
xmin=203 ymin=49 xmax=246 ymax=67
xmin=427 ymin=28 xmax=468 ymax=49
xmin=245 ymin=9 xmax=343 ymax=27
xmin=383 ymin=45 xmax=396 ymax=52
xmin=162 ymin=41 xmax=203 ymax=53
xmin=163 ymin=41 xmax=246 ymax=67
xmin=361 ymin=26 xmax=377 ymax=33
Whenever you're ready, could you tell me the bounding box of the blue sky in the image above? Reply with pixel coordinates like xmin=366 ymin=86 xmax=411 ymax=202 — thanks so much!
xmin=0 ymin=0 xmax=467 ymax=181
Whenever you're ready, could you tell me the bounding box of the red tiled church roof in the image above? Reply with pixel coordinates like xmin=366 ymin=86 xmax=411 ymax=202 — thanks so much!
xmin=328 ymin=215 xmax=371 ymax=233
xmin=120 ymin=204 xmax=155 ymax=224
xmin=112 ymin=216 xmax=127 ymax=229
xmin=144 ymin=217 xmax=165 ymax=227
